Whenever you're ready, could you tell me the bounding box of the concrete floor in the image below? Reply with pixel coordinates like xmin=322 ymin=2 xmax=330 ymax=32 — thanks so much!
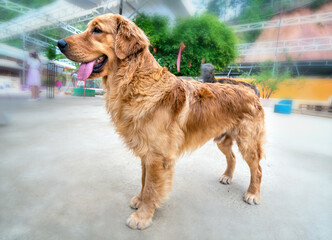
xmin=0 ymin=95 xmax=331 ymax=240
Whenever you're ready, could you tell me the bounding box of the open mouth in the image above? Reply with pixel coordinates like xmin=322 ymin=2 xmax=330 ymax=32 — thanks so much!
xmin=77 ymin=55 xmax=108 ymax=81
xmin=93 ymin=55 xmax=108 ymax=73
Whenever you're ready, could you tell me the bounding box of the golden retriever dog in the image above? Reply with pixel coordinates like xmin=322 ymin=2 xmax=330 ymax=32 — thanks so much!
xmin=58 ymin=14 xmax=265 ymax=230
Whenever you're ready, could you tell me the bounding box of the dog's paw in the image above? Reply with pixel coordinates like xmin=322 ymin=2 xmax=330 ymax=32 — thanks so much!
xmin=130 ymin=195 xmax=141 ymax=209
xmin=243 ymin=192 xmax=260 ymax=205
xmin=219 ymin=174 xmax=232 ymax=184
xmin=126 ymin=212 xmax=152 ymax=230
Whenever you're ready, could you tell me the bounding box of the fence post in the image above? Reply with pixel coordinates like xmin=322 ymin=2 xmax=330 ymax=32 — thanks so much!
xmin=46 ymin=62 xmax=55 ymax=98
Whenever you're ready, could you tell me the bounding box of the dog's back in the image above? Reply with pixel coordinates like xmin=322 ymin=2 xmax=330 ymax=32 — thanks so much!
xmin=215 ymin=78 xmax=260 ymax=97
xmin=200 ymin=63 xmax=260 ymax=97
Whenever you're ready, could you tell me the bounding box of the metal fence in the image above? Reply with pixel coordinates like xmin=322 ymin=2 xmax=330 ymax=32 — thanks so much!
xmin=46 ymin=63 xmax=55 ymax=98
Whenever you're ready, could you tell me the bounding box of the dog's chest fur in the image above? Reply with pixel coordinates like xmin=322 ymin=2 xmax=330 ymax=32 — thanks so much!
xmin=105 ymin=65 xmax=185 ymax=157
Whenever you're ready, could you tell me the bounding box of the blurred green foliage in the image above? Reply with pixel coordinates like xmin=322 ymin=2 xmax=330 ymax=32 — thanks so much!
xmin=309 ymin=0 xmax=330 ymax=9
xmin=235 ymin=0 xmax=273 ymax=24
xmin=15 ymin=0 xmax=55 ymax=8
xmin=207 ymin=0 xmax=244 ymax=19
xmin=207 ymin=0 xmax=330 ymax=43
xmin=4 ymin=39 xmax=22 ymax=49
xmin=249 ymin=61 xmax=291 ymax=99
xmin=134 ymin=13 xmax=237 ymax=77
xmin=45 ymin=44 xmax=56 ymax=60
xmin=0 ymin=0 xmax=56 ymax=22
xmin=234 ymin=0 xmax=273 ymax=43
xmin=309 ymin=0 xmax=331 ymax=10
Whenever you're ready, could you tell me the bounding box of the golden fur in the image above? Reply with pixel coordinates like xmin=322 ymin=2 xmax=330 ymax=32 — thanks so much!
xmin=60 ymin=14 xmax=265 ymax=230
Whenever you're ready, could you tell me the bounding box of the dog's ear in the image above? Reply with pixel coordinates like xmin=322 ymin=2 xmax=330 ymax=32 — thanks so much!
xmin=115 ymin=15 xmax=150 ymax=60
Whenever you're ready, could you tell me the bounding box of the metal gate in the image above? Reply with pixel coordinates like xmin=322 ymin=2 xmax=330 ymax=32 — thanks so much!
xmin=46 ymin=63 xmax=55 ymax=98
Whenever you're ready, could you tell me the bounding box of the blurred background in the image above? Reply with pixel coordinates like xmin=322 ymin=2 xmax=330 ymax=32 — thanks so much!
xmin=0 ymin=0 xmax=331 ymax=107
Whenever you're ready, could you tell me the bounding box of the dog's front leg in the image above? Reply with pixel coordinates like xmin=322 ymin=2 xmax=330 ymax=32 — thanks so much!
xmin=126 ymin=153 xmax=175 ymax=230
xmin=130 ymin=159 xmax=146 ymax=209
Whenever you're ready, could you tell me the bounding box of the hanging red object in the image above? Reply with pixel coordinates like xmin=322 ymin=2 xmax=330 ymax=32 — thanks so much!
xmin=188 ymin=61 xmax=191 ymax=67
xmin=202 ymin=58 xmax=205 ymax=63
xmin=153 ymin=47 xmax=157 ymax=53
xmin=177 ymin=42 xmax=186 ymax=72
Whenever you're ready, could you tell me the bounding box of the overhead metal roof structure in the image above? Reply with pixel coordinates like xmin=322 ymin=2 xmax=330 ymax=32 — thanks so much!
xmin=0 ymin=0 xmax=194 ymax=41
xmin=0 ymin=0 xmax=31 ymax=14
xmin=0 ymin=0 xmax=195 ymax=69
xmin=0 ymin=0 xmax=194 ymax=61
xmin=0 ymin=0 xmax=331 ymax=65
xmin=0 ymin=0 xmax=93 ymax=41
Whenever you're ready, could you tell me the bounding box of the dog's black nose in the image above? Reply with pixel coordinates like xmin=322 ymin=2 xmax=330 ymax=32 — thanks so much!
xmin=57 ymin=39 xmax=67 ymax=51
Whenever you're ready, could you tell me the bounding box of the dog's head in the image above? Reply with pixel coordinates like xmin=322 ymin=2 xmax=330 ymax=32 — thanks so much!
xmin=57 ymin=14 xmax=149 ymax=81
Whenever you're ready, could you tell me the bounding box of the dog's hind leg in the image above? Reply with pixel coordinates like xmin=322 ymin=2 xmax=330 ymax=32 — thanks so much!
xmin=236 ymin=121 xmax=264 ymax=205
xmin=126 ymin=153 xmax=175 ymax=230
xmin=215 ymin=133 xmax=236 ymax=184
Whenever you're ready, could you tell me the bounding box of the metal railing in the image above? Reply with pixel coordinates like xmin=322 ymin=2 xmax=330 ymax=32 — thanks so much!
xmin=237 ymin=36 xmax=332 ymax=55
xmin=232 ymin=12 xmax=332 ymax=32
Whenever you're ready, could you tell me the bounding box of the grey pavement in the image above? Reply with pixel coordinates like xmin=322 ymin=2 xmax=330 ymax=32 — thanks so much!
xmin=0 ymin=95 xmax=331 ymax=240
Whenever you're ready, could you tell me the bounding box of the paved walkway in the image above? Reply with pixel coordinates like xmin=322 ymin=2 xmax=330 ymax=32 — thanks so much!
xmin=0 ymin=96 xmax=331 ymax=240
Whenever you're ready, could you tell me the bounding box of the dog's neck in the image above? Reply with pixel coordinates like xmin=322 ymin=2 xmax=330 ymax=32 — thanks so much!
xmin=104 ymin=48 xmax=175 ymax=132
xmin=106 ymin=49 xmax=164 ymax=92
xmin=130 ymin=49 xmax=163 ymax=80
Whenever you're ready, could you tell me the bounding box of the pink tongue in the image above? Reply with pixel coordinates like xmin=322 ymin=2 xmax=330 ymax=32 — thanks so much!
xmin=77 ymin=60 xmax=96 ymax=81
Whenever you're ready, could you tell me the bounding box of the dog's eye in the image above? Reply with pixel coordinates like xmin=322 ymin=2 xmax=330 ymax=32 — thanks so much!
xmin=93 ymin=27 xmax=102 ymax=33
